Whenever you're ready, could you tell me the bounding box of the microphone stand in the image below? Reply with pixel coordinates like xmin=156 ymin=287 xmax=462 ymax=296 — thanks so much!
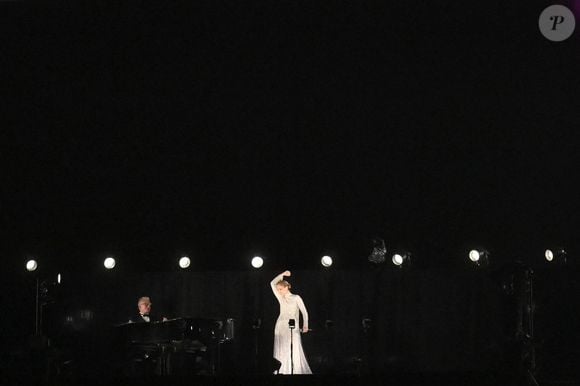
xmin=289 ymin=319 xmax=295 ymax=375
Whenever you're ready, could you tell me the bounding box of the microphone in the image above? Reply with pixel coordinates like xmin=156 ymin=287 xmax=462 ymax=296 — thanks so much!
xmin=288 ymin=319 xmax=295 ymax=329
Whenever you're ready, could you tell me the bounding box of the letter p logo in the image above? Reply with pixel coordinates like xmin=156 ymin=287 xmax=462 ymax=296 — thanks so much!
xmin=539 ymin=5 xmax=576 ymax=41
xmin=550 ymin=15 xmax=566 ymax=30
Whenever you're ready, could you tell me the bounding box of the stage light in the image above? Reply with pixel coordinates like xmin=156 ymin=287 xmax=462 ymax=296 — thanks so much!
xmin=392 ymin=254 xmax=404 ymax=266
xmin=103 ymin=257 xmax=116 ymax=269
xmin=468 ymin=249 xmax=489 ymax=266
xmin=251 ymin=256 xmax=264 ymax=269
xmin=545 ymin=248 xmax=567 ymax=263
xmin=368 ymin=238 xmax=387 ymax=264
xmin=57 ymin=273 xmax=61 ymax=284
xmin=178 ymin=256 xmax=191 ymax=269
xmin=321 ymin=255 xmax=333 ymax=267
xmin=469 ymin=250 xmax=481 ymax=262
xmin=391 ymin=251 xmax=411 ymax=267
xmin=26 ymin=259 xmax=38 ymax=272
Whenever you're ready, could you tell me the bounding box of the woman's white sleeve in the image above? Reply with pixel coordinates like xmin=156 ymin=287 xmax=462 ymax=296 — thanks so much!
xmin=270 ymin=274 xmax=284 ymax=302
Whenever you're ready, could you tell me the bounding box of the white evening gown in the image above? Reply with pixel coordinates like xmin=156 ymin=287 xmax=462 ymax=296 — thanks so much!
xmin=270 ymin=274 xmax=312 ymax=374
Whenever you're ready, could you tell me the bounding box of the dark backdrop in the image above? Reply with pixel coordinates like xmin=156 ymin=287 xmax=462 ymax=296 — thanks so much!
xmin=1 ymin=0 xmax=579 ymax=382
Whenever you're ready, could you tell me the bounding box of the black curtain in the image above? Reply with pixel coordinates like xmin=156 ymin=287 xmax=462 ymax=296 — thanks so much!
xmin=31 ymin=267 xmax=522 ymax=377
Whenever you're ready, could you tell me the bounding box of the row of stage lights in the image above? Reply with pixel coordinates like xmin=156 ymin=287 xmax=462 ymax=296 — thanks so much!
xmin=467 ymin=248 xmax=568 ymax=266
xmin=24 ymin=248 xmax=569 ymax=273
xmin=24 ymin=255 xmax=334 ymax=272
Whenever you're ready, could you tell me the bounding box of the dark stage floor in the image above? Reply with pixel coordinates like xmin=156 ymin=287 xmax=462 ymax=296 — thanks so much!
xmin=2 ymin=372 xmax=577 ymax=386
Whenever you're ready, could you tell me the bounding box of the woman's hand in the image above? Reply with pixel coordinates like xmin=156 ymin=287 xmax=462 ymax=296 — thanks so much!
xmin=301 ymin=326 xmax=309 ymax=333
xmin=283 ymin=270 xmax=291 ymax=277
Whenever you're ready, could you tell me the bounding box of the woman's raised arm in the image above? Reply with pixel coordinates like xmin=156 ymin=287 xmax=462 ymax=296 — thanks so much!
xmin=270 ymin=270 xmax=290 ymax=300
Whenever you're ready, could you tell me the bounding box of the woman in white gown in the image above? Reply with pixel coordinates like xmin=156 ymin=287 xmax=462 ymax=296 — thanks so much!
xmin=270 ymin=270 xmax=312 ymax=374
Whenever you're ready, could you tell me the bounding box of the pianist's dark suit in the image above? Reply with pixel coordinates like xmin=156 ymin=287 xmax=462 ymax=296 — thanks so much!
xmin=129 ymin=313 xmax=164 ymax=323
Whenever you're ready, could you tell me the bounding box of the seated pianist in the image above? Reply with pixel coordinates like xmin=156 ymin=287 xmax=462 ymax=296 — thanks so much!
xmin=117 ymin=298 xmax=232 ymax=376
xmin=121 ymin=296 xmax=170 ymax=376
xmin=129 ymin=296 xmax=168 ymax=323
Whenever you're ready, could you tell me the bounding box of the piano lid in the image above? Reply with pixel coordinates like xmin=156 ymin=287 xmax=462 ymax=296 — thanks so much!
xmin=115 ymin=317 xmax=230 ymax=344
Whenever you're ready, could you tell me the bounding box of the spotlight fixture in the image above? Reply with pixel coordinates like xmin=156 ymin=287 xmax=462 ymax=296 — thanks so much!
xmin=544 ymin=248 xmax=567 ymax=263
xmin=391 ymin=251 xmax=412 ymax=267
xmin=103 ymin=257 xmax=116 ymax=270
xmin=368 ymin=238 xmax=387 ymax=264
xmin=321 ymin=255 xmax=333 ymax=268
xmin=26 ymin=259 xmax=38 ymax=272
xmin=251 ymin=256 xmax=264 ymax=269
xmin=252 ymin=318 xmax=262 ymax=329
xmin=361 ymin=318 xmax=373 ymax=332
xmin=178 ymin=256 xmax=191 ymax=269
xmin=468 ymin=249 xmax=489 ymax=267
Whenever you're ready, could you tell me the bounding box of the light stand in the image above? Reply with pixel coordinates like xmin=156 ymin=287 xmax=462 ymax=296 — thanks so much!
xmin=35 ymin=277 xmax=40 ymax=336
xmin=30 ymin=274 xmax=60 ymax=352
xmin=27 ymin=277 xmax=55 ymax=382
xmin=289 ymin=318 xmax=295 ymax=375
xmin=522 ymin=268 xmax=539 ymax=386
xmin=252 ymin=318 xmax=261 ymax=372
xmin=506 ymin=263 xmax=539 ymax=386
xmin=30 ymin=278 xmax=50 ymax=349
xmin=361 ymin=318 xmax=372 ymax=375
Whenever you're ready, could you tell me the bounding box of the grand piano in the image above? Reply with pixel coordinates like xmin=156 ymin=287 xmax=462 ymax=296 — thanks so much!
xmin=115 ymin=317 xmax=234 ymax=376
